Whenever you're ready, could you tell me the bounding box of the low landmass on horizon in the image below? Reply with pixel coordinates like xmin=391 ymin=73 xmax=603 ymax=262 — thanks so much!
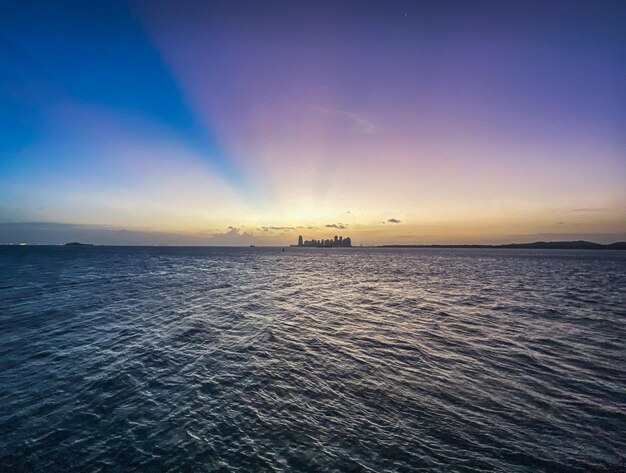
xmin=2 ymin=239 xmax=625 ymax=250
xmin=379 ymin=241 xmax=626 ymax=250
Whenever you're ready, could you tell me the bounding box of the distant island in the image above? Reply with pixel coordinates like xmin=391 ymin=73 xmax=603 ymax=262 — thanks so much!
xmin=379 ymin=240 xmax=626 ymax=250
xmin=293 ymin=235 xmax=352 ymax=247
xmin=64 ymin=242 xmax=94 ymax=247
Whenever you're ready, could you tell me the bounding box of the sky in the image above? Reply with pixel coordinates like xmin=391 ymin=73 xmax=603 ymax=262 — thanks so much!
xmin=1 ymin=0 xmax=625 ymax=245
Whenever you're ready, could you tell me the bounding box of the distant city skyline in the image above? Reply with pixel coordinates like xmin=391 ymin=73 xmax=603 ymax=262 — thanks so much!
xmin=1 ymin=1 xmax=625 ymax=245
xmin=297 ymin=235 xmax=352 ymax=247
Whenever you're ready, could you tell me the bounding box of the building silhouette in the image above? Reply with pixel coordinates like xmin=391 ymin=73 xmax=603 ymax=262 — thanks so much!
xmin=296 ymin=235 xmax=352 ymax=247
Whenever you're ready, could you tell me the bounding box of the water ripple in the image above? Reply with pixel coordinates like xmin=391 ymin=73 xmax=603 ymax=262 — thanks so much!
xmin=1 ymin=246 xmax=625 ymax=472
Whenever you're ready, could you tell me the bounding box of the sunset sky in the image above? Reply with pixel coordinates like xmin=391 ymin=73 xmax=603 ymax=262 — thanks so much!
xmin=1 ymin=0 xmax=625 ymax=245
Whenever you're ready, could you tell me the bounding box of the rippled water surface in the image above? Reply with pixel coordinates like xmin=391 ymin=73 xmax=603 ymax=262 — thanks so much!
xmin=1 ymin=246 xmax=625 ymax=472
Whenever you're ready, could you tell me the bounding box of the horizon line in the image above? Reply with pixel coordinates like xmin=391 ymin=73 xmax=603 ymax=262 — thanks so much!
xmin=2 ymin=239 xmax=625 ymax=249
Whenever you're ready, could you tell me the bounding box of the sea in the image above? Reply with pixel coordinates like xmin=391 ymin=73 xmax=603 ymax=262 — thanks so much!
xmin=1 ymin=246 xmax=625 ymax=472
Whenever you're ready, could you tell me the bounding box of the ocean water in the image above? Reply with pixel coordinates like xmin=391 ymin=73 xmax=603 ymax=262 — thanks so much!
xmin=1 ymin=246 xmax=625 ymax=472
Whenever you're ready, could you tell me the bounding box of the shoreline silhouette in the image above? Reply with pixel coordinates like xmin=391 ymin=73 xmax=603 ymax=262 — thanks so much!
xmin=377 ymin=240 xmax=626 ymax=250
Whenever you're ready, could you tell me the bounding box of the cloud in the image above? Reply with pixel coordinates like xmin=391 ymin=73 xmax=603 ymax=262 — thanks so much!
xmin=387 ymin=218 xmax=401 ymax=224
xmin=325 ymin=223 xmax=346 ymax=229
xmin=204 ymin=227 xmax=262 ymax=245
xmin=259 ymin=226 xmax=296 ymax=232
xmin=313 ymin=107 xmax=377 ymax=134
xmin=570 ymin=208 xmax=607 ymax=212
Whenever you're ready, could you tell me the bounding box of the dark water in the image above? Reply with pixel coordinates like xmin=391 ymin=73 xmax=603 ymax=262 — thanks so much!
xmin=1 ymin=246 xmax=625 ymax=472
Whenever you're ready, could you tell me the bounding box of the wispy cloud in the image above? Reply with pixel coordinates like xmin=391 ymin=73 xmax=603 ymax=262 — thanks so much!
xmin=570 ymin=208 xmax=607 ymax=212
xmin=313 ymin=107 xmax=377 ymax=134
xmin=259 ymin=226 xmax=295 ymax=232
xmin=325 ymin=223 xmax=346 ymax=229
